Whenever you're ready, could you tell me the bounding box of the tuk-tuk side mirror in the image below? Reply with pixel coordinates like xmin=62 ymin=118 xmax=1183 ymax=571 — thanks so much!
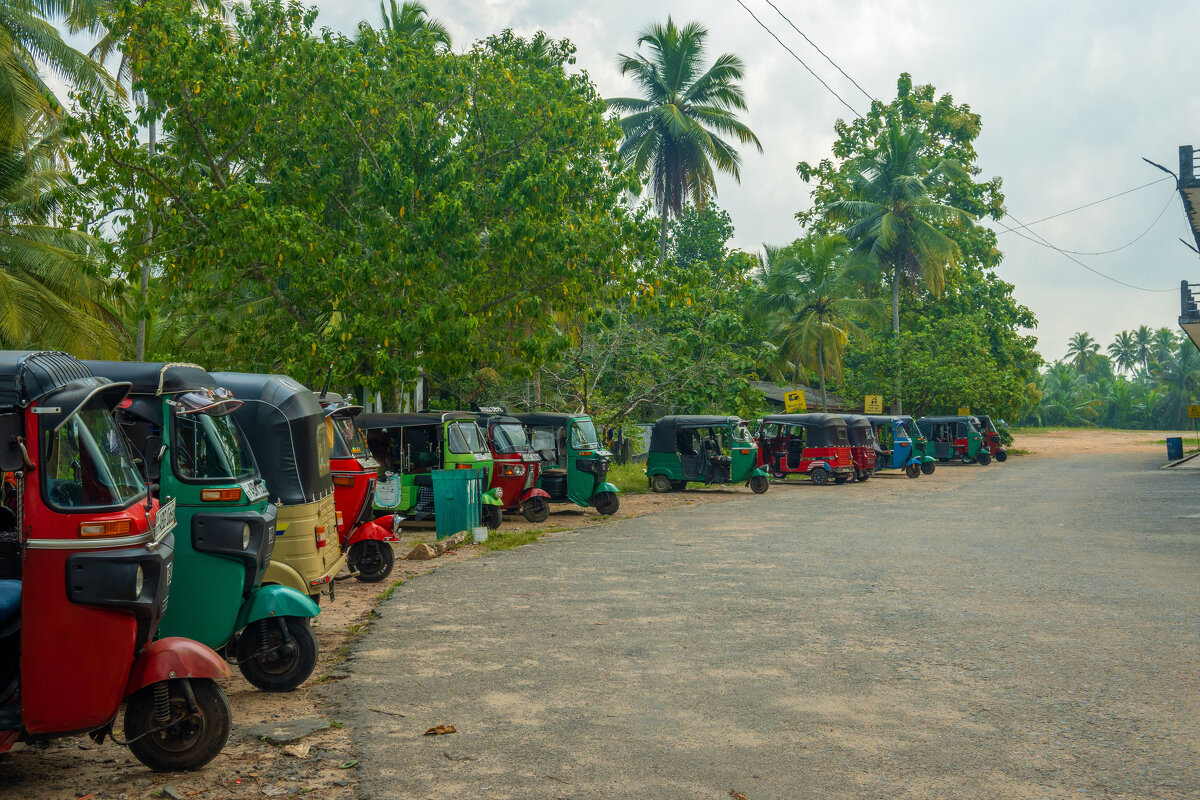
xmin=0 ymin=413 xmax=25 ymax=472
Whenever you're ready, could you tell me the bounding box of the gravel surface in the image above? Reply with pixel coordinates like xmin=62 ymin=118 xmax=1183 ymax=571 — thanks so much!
xmin=341 ymin=450 xmax=1200 ymax=799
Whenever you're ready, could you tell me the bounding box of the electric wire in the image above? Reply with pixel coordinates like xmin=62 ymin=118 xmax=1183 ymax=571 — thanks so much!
xmin=997 ymin=176 xmax=1171 ymax=234
xmin=732 ymin=0 xmax=861 ymax=118
xmin=761 ymin=0 xmax=876 ymax=103
xmin=994 ymin=189 xmax=1177 ymax=256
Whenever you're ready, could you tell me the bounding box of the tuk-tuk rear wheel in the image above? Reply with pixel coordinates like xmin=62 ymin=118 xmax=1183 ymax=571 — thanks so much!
xmin=809 ymin=468 xmax=829 ymax=486
xmin=834 ymin=474 xmax=850 ymax=485
xmin=350 ymin=540 xmax=395 ymax=584
xmin=593 ymin=492 xmax=620 ymax=516
xmin=749 ymin=475 xmax=769 ymax=494
xmin=856 ymin=470 xmax=871 ymax=483
xmin=125 ymin=678 xmax=230 ymax=773
xmin=522 ymin=497 xmax=550 ymax=523
xmin=921 ymin=462 xmax=936 ymax=475
xmin=904 ymin=463 xmax=921 ymax=478
xmin=481 ymin=505 xmax=503 ymax=530
xmin=996 ymin=449 xmax=1008 ymax=463
xmin=237 ymin=617 xmax=318 ymax=692
xmin=650 ymin=474 xmax=673 ymax=493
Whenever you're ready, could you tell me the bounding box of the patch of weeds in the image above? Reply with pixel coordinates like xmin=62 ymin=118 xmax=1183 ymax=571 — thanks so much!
xmin=480 ymin=528 xmax=544 ymax=552
xmin=606 ymin=462 xmax=651 ymax=494
xmin=1008 ymin=448 xmax=1030 ymax=456
xmin=375 ymin=578 xmax=406 ymax=602
xmin=330 ymin=720 xmax=345 ymax=729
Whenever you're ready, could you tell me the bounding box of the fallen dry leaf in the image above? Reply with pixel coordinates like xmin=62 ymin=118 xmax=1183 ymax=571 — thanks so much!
xmin=730 ymin=792 xmax=748 ymax=800
xmin=281 ymin=742 xmax=311 ymax=758
xmin=423 ymin=724 xmax=457 ymax=736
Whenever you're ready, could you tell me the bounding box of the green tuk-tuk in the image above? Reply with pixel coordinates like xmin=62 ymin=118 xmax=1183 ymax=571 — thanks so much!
xmin=645 ymin=415 xmax=769 ymax=494
xmin=513 ymin=413 xmax=620 ymax=516
xmin=357 ymin=412 xmax=505 ymax=529
xmin=915 ymin=415 xmax=992 ymax=465
xmin=86 ymin=362 xmax=320 ymax=692
xmin=896 ymin=415 xmax=936 ymax=474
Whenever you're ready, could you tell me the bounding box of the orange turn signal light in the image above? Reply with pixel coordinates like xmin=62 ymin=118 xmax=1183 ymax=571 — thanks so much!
xmin=455 ymin=464 xmax=472 ymax=470
xmin=79 ymin=519 xmax=133 ymax=538
xmin=315 ymin=525 xmax=328 ymax=548
xmin=332 ymin=475 xmax=355 ymax=487
xmin=201 ymin=488 xmax=243 ymax=502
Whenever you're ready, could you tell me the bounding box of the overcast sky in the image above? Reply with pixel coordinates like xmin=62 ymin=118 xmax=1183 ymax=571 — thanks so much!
xmin=65 ymin=0 xmax=1200 ymax=363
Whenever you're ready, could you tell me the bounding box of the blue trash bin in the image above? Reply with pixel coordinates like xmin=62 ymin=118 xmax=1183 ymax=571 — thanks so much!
xmin=1167 ymin=437 xmax=1183 ymax=461
xmin=431 ymin=469 xmax=483 ymax=540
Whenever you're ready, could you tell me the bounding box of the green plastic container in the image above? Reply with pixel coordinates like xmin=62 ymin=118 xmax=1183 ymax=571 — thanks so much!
xmin=431 ymin=469 xmax=483 ymax=540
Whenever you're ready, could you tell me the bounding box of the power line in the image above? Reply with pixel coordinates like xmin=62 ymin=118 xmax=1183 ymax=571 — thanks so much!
xmin=997 ymin=176 xmax=1171 ymax=234
xmin=732 ymin=0 xmax=861 ymax=119
xmin=994 ymin=189 xmax=1176 ymax=256
xmin=998 ymin=211 xmax=1175 ymax=293
xmin=761 ymin=0 xmax=876 ymax=103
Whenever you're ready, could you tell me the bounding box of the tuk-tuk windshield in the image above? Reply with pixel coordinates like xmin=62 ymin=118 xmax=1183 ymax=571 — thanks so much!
xmin=491 ymin=423 xmax=531 ymax=454
xmin=43 ymin=402 xmax=146 ymax=510
xmin=174 ymin=410 xmax=255 ymax=482
xmin=732 ymin=422 xmax=754 ymax=443
xmin=447 ymin=421 xmax=488 ymax=455
xmin=331 ymin=414 xmax=370 ymax=460
xmin=894 ymin=421 xmax=911 ymax=441
xmin=569 ymin=419 xmax=600 ymax=449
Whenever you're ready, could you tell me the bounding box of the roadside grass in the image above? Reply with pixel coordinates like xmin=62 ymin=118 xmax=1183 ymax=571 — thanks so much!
xmin=479 ymin=524 xmax=567 ymax=552
xmin=607 ymin=461 xmax=650 ymax=494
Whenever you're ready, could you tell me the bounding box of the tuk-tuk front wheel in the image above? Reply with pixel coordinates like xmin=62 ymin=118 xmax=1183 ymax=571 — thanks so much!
xmin=481 ymin=505 xmax=503 ymax=530
xmin=522 ymin=497 xmax=550 ymax=523
xmin=977 ymin=451 xmax=993 ymax=466
xmin=809 ymin=468 xmax=829 ymax=486
xmin=237 ymin=616 xmax=318 ymax=692
xmin=650 ymin=474 xmax=673 ymax=493
xmin=995 ymin=449 xmax=1008 ymax=463
xmin=749 ymin=475 xmax=769 ymax=494
xmin=349 ymin=540 xmax=395 ymax=584
xmin=904 ymin=463 xmax=921 ymax=478
xmin=125 ymin=678 xmax=231 ymax=773
xmin=856 ymin=469 xmax=871 ymax=483
xmin=921 ymin=462 xmax=936 ymax=475
xmin=834 ymin=474 xmax=850 ymax=485
xmin=593 ymin=492 xmax=620 ymax=516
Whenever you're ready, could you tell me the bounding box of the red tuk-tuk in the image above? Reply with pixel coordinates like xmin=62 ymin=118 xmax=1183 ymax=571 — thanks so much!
xmin=0 ymin=351 xmax=231 ymax=772
xmin=318 ymin=393 xmax=398 ymax=583
xmin=755 ymin=413 xmax=854 ymax=485
xmin=839 ymin=414 xmax=878 ymax=482
xmin=975 ymin=415 xmax=1008 ymax=463
xmin=473 ymin=412 xmax=550 ymax=523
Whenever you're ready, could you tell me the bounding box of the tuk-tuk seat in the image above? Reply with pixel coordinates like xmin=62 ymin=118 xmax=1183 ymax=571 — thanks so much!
xmin=0 ymin=579 xmax=20 ymax=631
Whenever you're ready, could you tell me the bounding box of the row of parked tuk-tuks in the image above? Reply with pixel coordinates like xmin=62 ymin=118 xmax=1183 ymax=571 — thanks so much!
xmin=0 ymin=349 xmax=1008 ymax=774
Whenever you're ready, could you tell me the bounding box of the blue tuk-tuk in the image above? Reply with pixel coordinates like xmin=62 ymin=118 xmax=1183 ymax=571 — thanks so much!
xmin=864 ymin=415 xmax=929 ymax=478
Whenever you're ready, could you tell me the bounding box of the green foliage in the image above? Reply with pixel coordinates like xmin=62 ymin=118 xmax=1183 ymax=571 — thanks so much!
xmin=69 ymin=0 xmax=645 ymax=394
xmin=606 ymin=461 xmax=651 ymax=494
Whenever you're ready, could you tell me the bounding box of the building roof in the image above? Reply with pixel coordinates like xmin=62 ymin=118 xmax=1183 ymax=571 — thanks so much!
xmin=750 ymin=380 xmax=848 ymax=410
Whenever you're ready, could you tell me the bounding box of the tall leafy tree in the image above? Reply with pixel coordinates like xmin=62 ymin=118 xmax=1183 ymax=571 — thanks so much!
xmin=607 ymin=17 xmax=761 ymax=262
xmin=828 ymin=121 xmax=974 ymax=412
xmin=1132 ymin=324 xmax=1154 ymax=374
xmin=1153 ymin=342 xmax=1200 ymax=427
xmin=366 ymin=0 xmax=450 ymax=49
xmin=1066 ymin=331 xmax=1101 ymax=372
xmin=1107 ymin=330 xmax=1137 ymax=375
xmin=1036 ymin=361 xmax=1100 ymax=427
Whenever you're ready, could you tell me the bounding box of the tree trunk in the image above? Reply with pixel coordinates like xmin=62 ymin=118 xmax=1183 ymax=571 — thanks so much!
xmin=658 ymin=213 xmax=669 ymax=265
xmin=818 ymin=324 xmax=828 ymax=412
xmin=137 ymin=115 xmax=156 ymax=362
xmin=892 ymin=265 xmax=902 ymax=415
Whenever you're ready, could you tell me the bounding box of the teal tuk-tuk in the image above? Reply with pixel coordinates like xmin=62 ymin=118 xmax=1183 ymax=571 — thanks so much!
xmin=864 ymin=415 xmax=928 ymax=478
xmin=513 ymin=413 xmax=620 ymax=516
xmin=86 ymin=361 xmax=320 ymax=692
xmin=645 ymin=415 xmax=769 ymax=494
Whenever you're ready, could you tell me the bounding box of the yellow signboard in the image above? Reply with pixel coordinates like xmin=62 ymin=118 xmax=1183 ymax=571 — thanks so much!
xmin=1188 ymin=404 xmax=1200 ymax=419
xmin=784 ymin=389 xmax=807 ymax=413
xmin=958 ymin=407 xmax=971 ymax=416
xmin=864 ymin=395 xmax=883 ymax=414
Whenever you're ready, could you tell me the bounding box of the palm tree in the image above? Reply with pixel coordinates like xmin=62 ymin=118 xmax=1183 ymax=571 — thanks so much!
xmin=1066 ymin=331 xmax=1101 ymax=373
xmin=1037 ymin=361 xmax=1100 ymax=427
xmin=367 ymin=0 xmax=451 ymax=49
xmin=1107 ymin=330 xmax=1138 ymax=376
xmin=0 ymin=123 xmax=119 ymax=355
xmin=1153 ymin=342 xmax=1200 ymax=427
xmin=1132 ymin=324 xmax=1154 ymax=374
xmin=1152 ymin=327 xmax=1179 ymax=369
xmin=829 ymin=121 xmax=974 ymax=413
xmin=607 ymin=18 xmax=761 ymax=263
xmin=755 ymin=235 xmax=882 ymax=411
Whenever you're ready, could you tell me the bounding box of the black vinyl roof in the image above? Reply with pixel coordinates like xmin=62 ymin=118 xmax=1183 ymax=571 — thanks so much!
xmin=83 ymin=361 xmax=216 ymax=395
xmin=917 ymin=415 xmax=978 ymax=424
xmin=513 ymin=412 xmax=590 ymax=429
xmin=839 ymin=414 xmax=875 ymax=446
xmin=357 ymin=412 xmax=476 ymax=430
xmin=863 ymin=415 xmax=900 ymax=426
xmin=649 ymin=415 xmax=742 ymax=453
xmin=0 ymin=351 xmax=94 ymax=409
xmin=761 ymin=412 xmax=845 ymax=428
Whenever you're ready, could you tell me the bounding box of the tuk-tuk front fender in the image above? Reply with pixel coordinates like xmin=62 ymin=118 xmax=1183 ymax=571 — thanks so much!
xmin=920 ymin=455 xmax=936 ymax=463
xmin=594 ymin=481 xmax=620 ymax=496
xmin=346 ymin=518 xmax=399 ymax=546
xmin=125 ymin=637 xmax=231 ymax=696
xmin=746 ymin=467 xmax=769 ymax=480
xmin=236 ymin=583 xmax=320 ymax=630
xmin=482 ymin=488 xmax=504 ymax=506
xmin=806 ymin=461 xmax=831 ymax=473
xmin=519 ymin=487 xmax=551 ymax=503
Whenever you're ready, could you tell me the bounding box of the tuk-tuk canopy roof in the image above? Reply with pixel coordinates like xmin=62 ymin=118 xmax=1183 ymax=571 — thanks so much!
xmin=864 ymin=415 xmax=900 ymax=426
xmin=918 ymin=415 xmax=979 ymax=424
xmin=839 ymin=414 xmax=875 ymax=446
xmin=649 ymin=415 xmax=742 ymax=453
xmin=0 ymin=350 xmax=94 ymax=409
xmin=210 ymin=372 xmax=330 ymax=504
xmin=513 ymin=412 xmax=591 ymax=430
xmin=760 ymin=413 xmax=848 ymax=447
xmin=83 ymin=361 xmax=216 ymax=396
xmin=315 ymin=391 xmax=363 ymax=420
xmin=356 ymin=412 xmax=477 ymax=431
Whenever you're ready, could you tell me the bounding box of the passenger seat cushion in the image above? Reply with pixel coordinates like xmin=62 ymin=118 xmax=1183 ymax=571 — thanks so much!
xmin=0 ymin=580 xmax=20 ymax=628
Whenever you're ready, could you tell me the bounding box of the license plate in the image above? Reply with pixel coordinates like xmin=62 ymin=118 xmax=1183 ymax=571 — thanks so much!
xmin=241 ymin=479 xmax=268 ymax=503
xmin=154 ymin=498 xmax=177 ymax=540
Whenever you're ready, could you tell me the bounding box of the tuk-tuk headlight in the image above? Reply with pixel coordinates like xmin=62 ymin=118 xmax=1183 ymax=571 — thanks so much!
xmin=494 ymin=488 xmax=503 ymax=500
xmin=242 ymin=523 xmax=252 ymax=550
xmin=134 ymin=564 xmax=144 ymax=599
xmin=501 ymin=464 xmax=526 ymax=477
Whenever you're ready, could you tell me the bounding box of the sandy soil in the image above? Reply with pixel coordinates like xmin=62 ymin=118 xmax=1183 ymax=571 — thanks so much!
xmin=0 ymin=429 xmax=1178 ymax=799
